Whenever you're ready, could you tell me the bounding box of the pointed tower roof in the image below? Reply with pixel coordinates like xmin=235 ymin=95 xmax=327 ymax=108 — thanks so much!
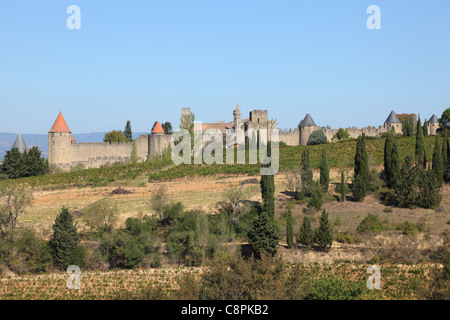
xmin=236 ymin=101 xmax=240 ymax=113
xmin=49 ymin=112 xmax=71 ymax=133
xmin=152 ymin=121 xmax=165 ymax=134
xmin=12 ymin=133 xmax=28 ymax=153
xmin=428 ymin=114 xmax=438 ymax=123
xmin=384 ymin=110 xmax=401 ymax=124
xmin=298 ymin=113 xmax=317 ymax=127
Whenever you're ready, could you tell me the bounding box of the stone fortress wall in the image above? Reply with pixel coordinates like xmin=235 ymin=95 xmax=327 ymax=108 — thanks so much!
xmin=48 ymin=107 xmax=439 ymax=170
xmin=66 ymin=134 xmax=150 ymax=170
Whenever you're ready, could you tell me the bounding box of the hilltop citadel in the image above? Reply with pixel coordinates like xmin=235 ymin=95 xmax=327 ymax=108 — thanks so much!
xmin=8 ymin=105 xmax=440 ymax=171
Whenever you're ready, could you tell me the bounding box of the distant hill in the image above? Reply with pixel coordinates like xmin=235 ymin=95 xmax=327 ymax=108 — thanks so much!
xmin=0 ymin=132 xmax=148 ymax=160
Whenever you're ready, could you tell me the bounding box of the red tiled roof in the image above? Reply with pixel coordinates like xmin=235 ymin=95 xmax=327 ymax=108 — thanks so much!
xmin=152 ymin=121 xmax=165 ymax=134
xmin=49 ymin=112 xmax=71 ymax=133
xmin=201 ymin=122 xmax=234 ymax=131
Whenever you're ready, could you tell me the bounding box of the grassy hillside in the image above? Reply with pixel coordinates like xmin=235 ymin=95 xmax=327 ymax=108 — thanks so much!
xmin=0 ymin=136 xmax=437 ymax=188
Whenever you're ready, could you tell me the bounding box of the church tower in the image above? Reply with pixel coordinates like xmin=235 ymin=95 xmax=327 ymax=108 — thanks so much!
xmin=48 ymin=112 xmax=73 ymax=169
xmin=233 ymin=101 xmax=242 ymax=130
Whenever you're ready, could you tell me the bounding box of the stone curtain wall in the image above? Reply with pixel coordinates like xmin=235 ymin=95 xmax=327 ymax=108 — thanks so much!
xmin=68 ymin=134 xmax=149 ymax=169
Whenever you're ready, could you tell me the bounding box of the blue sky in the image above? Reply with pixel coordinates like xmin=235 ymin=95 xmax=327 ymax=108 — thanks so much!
xmin=0 ymin=0 xmax=449 ymax=134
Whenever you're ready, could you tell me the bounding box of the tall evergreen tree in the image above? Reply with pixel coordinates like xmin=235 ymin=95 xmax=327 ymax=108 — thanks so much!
xmin=394 ymin=156 xmax=420 ymax=208
xmin=48 ymin=206 xmax=81 ymax=269
xmin=286 ymin=209 xmax=294 ymax=249
xmin=300 ymin=148 xmax=313 ymax=196
xmin=124 ymin=120 xmax=133 ymax=142
xmin=0 ymin=148 xmax=26 ymax=179
xmin=353 ymin=134 xmax=369 ymax=201
xmin=247 ymin=210 xmax=278 ymax=259
xmin=162 ymin=122 xmax=173 ymax=135
xmin=390 ymin=139 xmax=401 ymax=188
xmin=423 ymin=119 xmax=428 ymax=137
xmin=298 ymin=215 xmax=314 ymax=249
xmin=340 ymin=170 xmax=346 ymax=202
xmin=25 ymin=146 xmax=47 ymax=177
xmin=383 ymin=132 xmax=394 ymax=186
xmin=260 ymin=172 xmax=275 ymax=221
xmin=319 ymin=147 xmax=329 ymax=193
xmin=415 ymin=116 xmax=426 ymax=167
xmin=417 ymin=169 xmax=442 ymax=209
xmin=443 ymin=130 xmax=449 ymax=167
xmin=315 ymin=209 xmax=333 ymax=252
xmin=432 ymin=135 xmax=444 ymax=186
xmin=307 ymin=181 xmax=323 ymax=210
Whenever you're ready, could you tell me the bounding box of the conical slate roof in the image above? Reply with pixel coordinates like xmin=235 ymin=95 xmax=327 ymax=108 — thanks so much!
xmin=428 ymin=114 xmax=438 ymax=123
xmin=12 ymin=133 xmax=28 ymax=153
xmin=49 ymin=112 xmax=71 ymax=133
xmin=385 ymin=110 xmax=401 ymax=124
xmin=152 ymin=121 xmax=165 ymax=134
xmin=298 ymin=113 xmax=317 ymax=127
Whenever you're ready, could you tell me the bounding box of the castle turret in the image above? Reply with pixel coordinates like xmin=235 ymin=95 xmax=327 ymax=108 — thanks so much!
xmin=48 ymin=112 xmax=73 ymax=169
xmin=11 ymin=133 xmax=28 ymax=153
xmin=149 ymin=121 xmax=171 ymax=158
xmin=298 ymin=113 xmax=319 ymax=145
xmin=427 ymin=114 xmax=439 ymax=136
xmin=384 ymin=110 xmax=402 ymax=134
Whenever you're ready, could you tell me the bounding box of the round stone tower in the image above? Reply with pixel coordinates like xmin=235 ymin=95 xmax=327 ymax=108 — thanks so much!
xmin=427 ymin=114 xmax=439 ymax=136
xmin=149 ymin=121 xmax=170 ymax=158
xmin=48 ymin=112 xmax=73 ymax=169
xmin=298 ymin=113 xmax=319 ymax=145
xmin=384 ymin=110 xmax=402 ymax=134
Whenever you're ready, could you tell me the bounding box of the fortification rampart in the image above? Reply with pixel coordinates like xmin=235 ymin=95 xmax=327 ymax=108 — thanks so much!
xmin=68 ymin=134 xmax=149 ymax=169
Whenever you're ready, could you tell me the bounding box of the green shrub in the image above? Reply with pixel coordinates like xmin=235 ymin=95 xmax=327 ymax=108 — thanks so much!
xmin=307 ymin=130 xmax=327 ymax=146
xmin=334 ymin=231 xmax=361 ymax=244
xmin=304 ymin=276 xmax=365 ymax=300
xmin=307 ymin=181 xmax=323 ymax=210
xmin=357 ymin=214 xmax=384 ymax=233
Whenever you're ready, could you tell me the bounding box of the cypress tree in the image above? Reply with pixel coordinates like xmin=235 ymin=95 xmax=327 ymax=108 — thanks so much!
xmin=301 ymin=148 xmax=313 ymax=196
xmin=247 ymin=211 xmax=279 ymax=259
xmin=260 ymin=172 xmax=275 ymax=221
xmin=394 ymin=156 xmax=420 ymax=208
xmin=423 ymin=119 xmax=428 ymax=137
xmin=391 ymin=139 xmax=401 ymax=188
xmin=383 ymin=132 xmax=394 ymax=186
xmin=315 ymin=209 xmax=333 ymax=252
xmin=319 ymin=147 xmax=329 ymax=193
xmin=286 ymin=209 xmax=294 ymax=248
xmin=124 ymin=120 xmax=133 ymax=142
xmin=307 ymin=181 xmax=323 ymax=210
xmin=298 ymin=215 xmax=314 ymax=249
xmin=432 ymin=135 xmax=444 ymax=186
xmin=443 ymin=130 xmax=448 ymax=167
xmin=409 ymin=117 xmax=415 ymax=136
xmin=353 ymin=134 xmax=369 ymax=201
xmin=415 ymin=116 xmax=426 ymax=167
xmin=48 ymin=206 xmax=81 ymax=269
xmin=340 ymin=170 xmax=346 ymax=202
xmin=418 ymin=169 xmax=442 ymax=209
